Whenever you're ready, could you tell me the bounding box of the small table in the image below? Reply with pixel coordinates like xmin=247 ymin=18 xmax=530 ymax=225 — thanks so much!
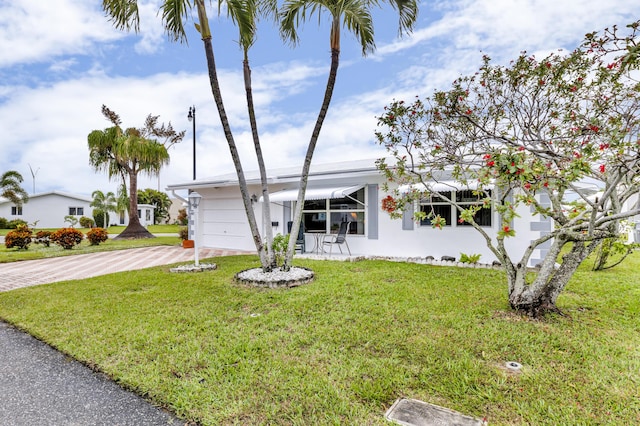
xmin=305 ymin=230 xmax=327 ymax=254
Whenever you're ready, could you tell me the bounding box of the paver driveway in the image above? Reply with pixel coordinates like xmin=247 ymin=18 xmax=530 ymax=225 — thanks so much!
xmin=0 ymin=246 xmax=250 ymax=292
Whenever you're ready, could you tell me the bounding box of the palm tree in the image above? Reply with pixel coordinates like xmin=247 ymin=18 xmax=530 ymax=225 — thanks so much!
xmin=103 ymin=0 xmax=276 ymax=269
xmin=226 ymin=0 xmax=279 ymax=269
xmin=90 ymin=190 xmax=117 ymax=228
xmin=87 ymin=105 xmax=184 ymax=239
xmin=1 ymin=170 xmax=29 ymax=206
xmin=279 ymin=0 xmax=418 ymax=268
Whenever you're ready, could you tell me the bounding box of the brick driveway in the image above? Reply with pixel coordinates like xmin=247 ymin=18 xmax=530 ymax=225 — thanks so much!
xmin=0 ymin=246 xmax=251 ymax=292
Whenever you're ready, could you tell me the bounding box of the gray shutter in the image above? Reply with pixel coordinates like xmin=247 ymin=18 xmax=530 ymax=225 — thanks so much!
xmin=367 ymin=184 xmax=379 ymax=239
xmin=402 ymin=203 xmax=415 ymax=230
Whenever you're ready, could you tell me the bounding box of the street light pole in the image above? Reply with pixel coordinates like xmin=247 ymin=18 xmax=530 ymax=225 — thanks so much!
xmin=188 ymin=106 xmax=196 ymax=180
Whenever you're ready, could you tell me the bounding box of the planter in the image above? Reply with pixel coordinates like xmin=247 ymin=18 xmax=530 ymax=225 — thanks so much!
xmin=182 ymin=239 xmax=194 ymax=248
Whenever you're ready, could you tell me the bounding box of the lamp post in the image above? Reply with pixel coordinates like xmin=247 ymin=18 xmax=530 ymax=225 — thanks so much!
xmin=187 ymin=105 xmax=196 ymax=180
xmin=188 ymin=191 xmax=202 ymax=266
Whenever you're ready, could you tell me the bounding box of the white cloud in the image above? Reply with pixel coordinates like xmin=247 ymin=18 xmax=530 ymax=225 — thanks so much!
xmin=0 ymin=1 xmax=122 ymax=67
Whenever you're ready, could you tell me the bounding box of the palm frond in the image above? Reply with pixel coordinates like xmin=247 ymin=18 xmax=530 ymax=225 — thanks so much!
xmin=102 ymin=0 xmax=140 ymax=32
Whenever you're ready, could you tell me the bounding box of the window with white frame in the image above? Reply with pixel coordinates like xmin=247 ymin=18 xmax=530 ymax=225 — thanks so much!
xmin=302 ymin=188 xmax=365 ymax=235
xmin=68 ymin=207 xmax=84 ymax=216
xmin=419 ymin=190 xmax=492 ymax=227
xmin=11 ymin=206 xmax=23 ymax=216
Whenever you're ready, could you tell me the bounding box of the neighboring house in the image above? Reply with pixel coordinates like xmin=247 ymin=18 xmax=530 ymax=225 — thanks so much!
xmin=0 ymin=191 xmax=156 ymax=229
xmin=167 ymin=158 xmax=557 ymax=266
xmin=113 ymin=204 xmax=156 ymax=228
xmin=0 ymin=191 xmax=93 ymax=228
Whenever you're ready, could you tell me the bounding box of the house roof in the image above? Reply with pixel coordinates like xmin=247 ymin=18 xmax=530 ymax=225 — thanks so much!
xmin=0 ymin=190 xmax=92 ymax=205
xmin=166 ymin=158 xmax=383 ymax=191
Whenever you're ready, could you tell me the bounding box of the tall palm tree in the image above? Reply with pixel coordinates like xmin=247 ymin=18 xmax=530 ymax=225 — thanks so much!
xmin=90 ymin=189 xmax=117 ymax=228
xmin=87 ymin=105 xmax=184 ymax=239
xmin=103 ymin=0 xmax=275 ymax=269
xmin=279 ymin=0 xmax=418 ymax=268
xmin=1 ymin=170 xmax=29 ymax=206
xmin=226 ymin=0 xmax=279 ymax=269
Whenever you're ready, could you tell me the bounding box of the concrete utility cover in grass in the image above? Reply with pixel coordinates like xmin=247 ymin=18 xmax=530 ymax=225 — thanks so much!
xmin=385 ymin=398 xmax=485 ymax=426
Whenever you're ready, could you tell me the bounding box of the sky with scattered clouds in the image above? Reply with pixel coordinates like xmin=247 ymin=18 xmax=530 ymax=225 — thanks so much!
xmin=1 ymin=0 xmax=638 ymax=198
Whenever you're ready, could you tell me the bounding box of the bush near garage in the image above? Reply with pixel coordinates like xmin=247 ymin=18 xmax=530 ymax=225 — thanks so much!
xmin=5 ymin=224 xmax=33 ymax=250
xmin=86 ymin=227 xmax=108 ymax=246
xmin=51 ymin=228 xmax=84 ymax=250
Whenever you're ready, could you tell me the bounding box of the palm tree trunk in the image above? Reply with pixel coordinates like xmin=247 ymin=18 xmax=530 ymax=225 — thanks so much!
xmin=115 ymin=168 xmax=154 ymax=239
xmin=244 ymin=56 xmax=276 ymax=269
xmin=195 ymin=0 xmax=270 ymax=269
xmin=284 ymin=47 xmax=340 ymax=269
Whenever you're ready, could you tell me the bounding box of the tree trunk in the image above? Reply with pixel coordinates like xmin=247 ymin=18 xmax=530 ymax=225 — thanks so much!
xmin=508 ymin=240 xmax=598 ymax=317
xmin=244 ymin=56 xmax=275 ymax=269
xmin=283 ymin=46 xmax=340 ymax=270
xmin=114 ymin=169 xmax=154 ymax=239
xmin=195 ymin=1 xmax=270 ymax=269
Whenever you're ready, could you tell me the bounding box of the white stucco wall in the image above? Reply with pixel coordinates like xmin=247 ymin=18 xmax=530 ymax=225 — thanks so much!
xmin=0 ymin=192 xmax=92 ymax=228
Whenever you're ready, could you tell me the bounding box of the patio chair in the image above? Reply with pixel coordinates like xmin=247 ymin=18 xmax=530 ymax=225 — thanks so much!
xmin=321 ymin=221 xmax=351 ymax=256
xmin=287 ymin=221 xmax=306 ymax=253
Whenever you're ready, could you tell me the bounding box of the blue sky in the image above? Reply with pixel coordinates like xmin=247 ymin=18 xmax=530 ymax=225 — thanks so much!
xmin=1 ymin=0 xmax=638 ymax=197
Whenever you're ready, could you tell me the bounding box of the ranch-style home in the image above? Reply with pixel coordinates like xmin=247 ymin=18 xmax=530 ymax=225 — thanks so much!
xmin=167 ymin=158 xmax=563 ymax=266
xmin=0 ymin=191 xmax=156 ymax=229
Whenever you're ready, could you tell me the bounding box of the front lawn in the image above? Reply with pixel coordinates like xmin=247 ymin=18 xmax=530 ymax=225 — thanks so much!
xmin=0 ymin=254 xmax=638 ymax=425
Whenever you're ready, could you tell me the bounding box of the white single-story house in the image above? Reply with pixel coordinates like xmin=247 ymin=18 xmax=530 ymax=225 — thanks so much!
xmin=167 ymin=158 xmax=555 ymax=266
xmin=0 ymin=191 xmax=93 ymax=228
xmin=0 ymin=191 xmax=156 ymax=229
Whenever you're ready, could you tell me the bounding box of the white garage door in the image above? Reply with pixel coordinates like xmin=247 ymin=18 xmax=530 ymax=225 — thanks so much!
xmin=200 ymin=197 xmax=256 ymax=251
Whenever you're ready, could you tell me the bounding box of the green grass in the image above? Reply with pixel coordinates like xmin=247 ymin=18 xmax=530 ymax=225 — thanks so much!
xmin=0 ymin=224 xmax=181 ymax=237
xmin=0 ymin=253 xmax=638 ymax=425
xmin=0 ymin=236 xmax=181 ymax=263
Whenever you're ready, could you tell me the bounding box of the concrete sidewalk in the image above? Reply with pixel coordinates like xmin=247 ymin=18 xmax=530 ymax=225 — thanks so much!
xmin=0 ymin=244 xmax=250 ymax=425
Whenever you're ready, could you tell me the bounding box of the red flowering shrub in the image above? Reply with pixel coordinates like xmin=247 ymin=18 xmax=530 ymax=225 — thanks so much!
xmin=5 ymin=224 xmax=32 ymax=250
xmin=34 ymin=230 xmax=52 ymax=247
xmin=86 ymin=227 xmax=108 ymax=245
xmin=381 ymin=195 xmax=397 ymax=213
xmin=51 ymin=228 xmax=84 ymax=250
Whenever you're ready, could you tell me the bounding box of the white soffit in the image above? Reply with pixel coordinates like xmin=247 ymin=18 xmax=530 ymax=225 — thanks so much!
xmin=262 ymin=185 xmax=364 ymax=202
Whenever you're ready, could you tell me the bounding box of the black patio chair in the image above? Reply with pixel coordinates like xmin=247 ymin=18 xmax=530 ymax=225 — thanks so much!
xmin=321 ymin=221 xmax=351 ymax=256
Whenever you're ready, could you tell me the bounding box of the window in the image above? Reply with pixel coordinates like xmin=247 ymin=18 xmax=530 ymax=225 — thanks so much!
xmin=69 ymin=207 xmax=84 ymax=216
xmin=455 ymin=190 xmax=492 ymax=227
xmin=302 ymin=188 xmax=365 ymax=235
xmin=11 ymin=206 xmax=22 ymax=216
xmin=419 ymin=190 xmax=492 ymax=227
xmin=420 ymin=192 xmax=452 ymax=226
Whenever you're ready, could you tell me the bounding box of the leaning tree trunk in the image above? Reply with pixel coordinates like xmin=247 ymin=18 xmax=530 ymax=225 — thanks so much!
xmin=195 ymin=0 xmax=270 ymax=269
xmin=507 ymin=240 xmax=598 ymax=317
xmin=283 ymin=46 xmax=340 ymax=270
xmin=114 ymin=169 xmax=154 ymax=239
xmin=244 ymin=55 xmax=276 ymax=269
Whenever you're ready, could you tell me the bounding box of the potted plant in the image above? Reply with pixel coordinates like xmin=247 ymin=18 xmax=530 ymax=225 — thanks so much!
xmin=179 ymin=227 xmax=194 ymax=248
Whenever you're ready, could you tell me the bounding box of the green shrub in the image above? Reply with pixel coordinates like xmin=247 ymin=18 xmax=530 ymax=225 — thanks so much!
xmin=79 ymin=216 xmax=95 ymax=228
xmin=271 ymin=233 xmax=290 ymax=268
xmin=34 ymin=230 xmax=52 ymax=247
xmin=7 ymin=219 xmax=27 ymax=229
xmin=5 ymin=224 xmax=33 ymax=250
xmin=0 ymin=217 xmax=8 ymax=229
xmin=86 ymin=227 xmax=108 ymax=246
xmin=51 ymin=228 xmax=84 ymax=250
xmin=178 ymin=226 xmax=189 ymax=240
xmin=459 ymin=253 xmax=482 ymax=264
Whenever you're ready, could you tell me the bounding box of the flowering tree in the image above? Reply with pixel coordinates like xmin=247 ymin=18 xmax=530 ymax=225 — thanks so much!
xmin=376 ymin=21 xmax=640 ymax=317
